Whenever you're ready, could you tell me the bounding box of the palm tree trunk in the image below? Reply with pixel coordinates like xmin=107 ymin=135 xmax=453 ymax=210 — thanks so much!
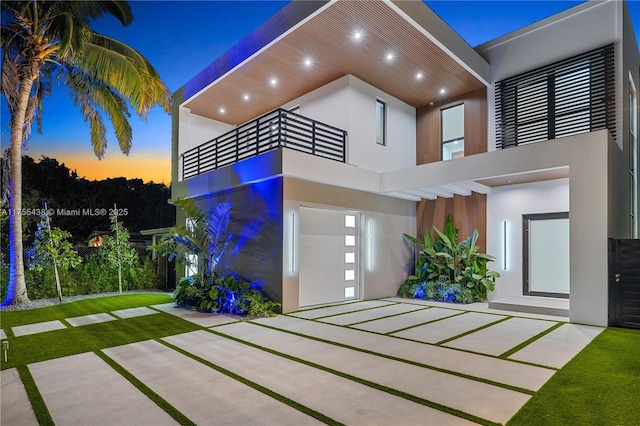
xmin=8 ymin=77 xmax=35 ymax=305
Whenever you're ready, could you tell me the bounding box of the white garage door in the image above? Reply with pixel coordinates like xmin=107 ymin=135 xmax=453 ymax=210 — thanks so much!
xmin=299 ymin=207 xmax=359 ymax=308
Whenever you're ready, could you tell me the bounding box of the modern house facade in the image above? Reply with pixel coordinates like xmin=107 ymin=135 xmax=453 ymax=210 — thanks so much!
xmin=171 ymin=0 xmax=639 ymax=327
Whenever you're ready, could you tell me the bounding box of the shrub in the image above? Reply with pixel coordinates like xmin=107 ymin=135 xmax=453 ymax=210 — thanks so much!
xmin=173 ymin=274 xmax=280 ymax=317
xmin=400 ymin=216 xmax=499 ymax=303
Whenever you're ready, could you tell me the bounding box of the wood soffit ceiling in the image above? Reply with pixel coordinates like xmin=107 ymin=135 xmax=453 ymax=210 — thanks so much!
xmin=184 ymin=1 xmax=485 ymax=125
xmin=475 ymin=167 xmax=570 ymax=187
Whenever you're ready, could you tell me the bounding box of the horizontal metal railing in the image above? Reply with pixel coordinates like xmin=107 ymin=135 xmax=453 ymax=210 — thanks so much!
xmin=181 ymin=108 xmax=347 ymax=180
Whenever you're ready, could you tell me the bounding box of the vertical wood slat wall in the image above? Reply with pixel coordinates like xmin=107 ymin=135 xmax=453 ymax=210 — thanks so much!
xmin=414 ymin=87 xmax=488 ymax=251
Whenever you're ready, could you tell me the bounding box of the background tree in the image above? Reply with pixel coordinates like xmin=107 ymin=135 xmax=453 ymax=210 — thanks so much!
xmin=1 ymin=155 xmax=175 ymax=248
xmin=27 ymin=210 xmax=82 ymax=301
xmin=101 ymin=211 xmax=138 ymax=294
xmin=1 ymin=1 xmax=171 ymax=304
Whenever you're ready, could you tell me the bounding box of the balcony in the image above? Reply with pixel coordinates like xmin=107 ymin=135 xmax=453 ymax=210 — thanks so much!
xmin=181 ymin=108 xmax=347 ymax=180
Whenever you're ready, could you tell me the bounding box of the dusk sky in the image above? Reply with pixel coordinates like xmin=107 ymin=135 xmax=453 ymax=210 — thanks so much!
xmin=2 ymin=0 xmax=639 ymax=185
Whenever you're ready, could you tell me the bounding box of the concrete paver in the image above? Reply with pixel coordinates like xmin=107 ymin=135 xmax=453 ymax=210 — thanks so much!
xmin=290 ymin=300 xmax=395 ymax=319
xmin=352 ymin=307 xmax=461 ymax=334
xmin=254 ymin=314 xmax=555 ymax=391
xmin=66 ymin=313 xmax=116 ymax=327
xmin=111 ymin=306 xmax=159 ymax=319
xmin=319 ymin=302 xmax=427 ymax=325
xmin=12 ymin=320 xmax=66 ymax=337
xmin=165 ymin=330 xmax=476 ymax=426
xmin=104 ymin=339 xmax=322 ymax=425
xmin=508 ymin=323 xmax=604 ymax=368
xmin=0 ymin=329 xmax=6 ymax=339
xmin=444 ymin=317 xmax=556 ymax=356
xmin=393 ymin=311 xmax=506 ymax=344
xmin=28 ymin=352 xmax=177 ymax=425
xmin=1 ymin=368 xmax=39 ymax=426
xmin=151 ymin=303 xmax=238 ymax=327
xmin=215 ymin=321 xmax=530 ymax=424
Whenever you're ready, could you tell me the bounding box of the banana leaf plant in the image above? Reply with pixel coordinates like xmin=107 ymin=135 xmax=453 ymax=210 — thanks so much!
xmin=401 ymin=216 xmax=499 ymax=303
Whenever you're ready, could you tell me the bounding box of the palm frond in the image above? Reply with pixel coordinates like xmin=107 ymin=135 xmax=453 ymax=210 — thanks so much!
xmin=74 ymin=33 xmax=171 ymax=117
xmin=65 ymin=69 xmax=133 ymax=154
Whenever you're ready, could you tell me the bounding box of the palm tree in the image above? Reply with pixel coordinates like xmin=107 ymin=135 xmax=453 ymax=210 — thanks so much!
xmin=1 ymin=1 xmax=171 ymax=304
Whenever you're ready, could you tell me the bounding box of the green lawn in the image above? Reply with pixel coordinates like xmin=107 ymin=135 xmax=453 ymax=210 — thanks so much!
xmin=0 ymin=293 xmax=203 ymax=370
xmin=509 ymin=327 xmax=640 ymax=426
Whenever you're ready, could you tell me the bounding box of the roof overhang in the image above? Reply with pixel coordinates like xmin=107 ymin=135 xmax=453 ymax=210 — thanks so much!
xmin=181 ymin=0 xmax=490 ymax=125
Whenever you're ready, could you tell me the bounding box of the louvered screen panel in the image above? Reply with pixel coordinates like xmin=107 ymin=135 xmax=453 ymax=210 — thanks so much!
xmin=496 ymin=44 xmax=615 ymax=149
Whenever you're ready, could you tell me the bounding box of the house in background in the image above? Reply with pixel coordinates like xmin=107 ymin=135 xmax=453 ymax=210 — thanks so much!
xmin=171 ymin=0 xmax=639 ymax=327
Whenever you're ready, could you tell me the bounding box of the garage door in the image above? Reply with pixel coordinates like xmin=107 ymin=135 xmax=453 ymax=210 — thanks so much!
xmin=299 ymin=207 xmax=359 ymax=308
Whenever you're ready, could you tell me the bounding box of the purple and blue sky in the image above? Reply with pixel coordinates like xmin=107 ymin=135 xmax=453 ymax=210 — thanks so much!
xmin=2 ymin=1 xmax=638 ymax=184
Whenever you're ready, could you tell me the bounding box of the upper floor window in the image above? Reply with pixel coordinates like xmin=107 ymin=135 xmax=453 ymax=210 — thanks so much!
xmin=376 ymin=99 xmax=386 ymax=146
xmin=442 ymin=104 xmax=464 ymax=160
xmin=495 ymin=44 xmax=615 ymax=149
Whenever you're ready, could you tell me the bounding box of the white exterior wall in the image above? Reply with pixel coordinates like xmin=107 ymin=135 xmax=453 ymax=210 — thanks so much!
xmin=283 ymin=74 xmax=416 ymax=172
xmin=486 ymin=179 xmax=569 ymax=300
xmin=178 ymin=107 xmax=234 ymax=156
xmin=476 ymin=1 xmax=620 ymax=151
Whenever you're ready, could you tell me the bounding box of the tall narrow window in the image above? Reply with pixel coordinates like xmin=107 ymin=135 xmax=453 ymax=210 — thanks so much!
xmin=376 ymin=99 xmax=386 ymax=146
xmin=630 ymin=74 xmax=638 ymax=237
xmin=442 ymin=104 xmax=464 ymax=160
xmin=185 ymin=218 xmax=199 ymax=277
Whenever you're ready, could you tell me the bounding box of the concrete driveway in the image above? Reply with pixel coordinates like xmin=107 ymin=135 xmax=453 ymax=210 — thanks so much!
xmin=3 ymin=298 xmax=603 ymax=425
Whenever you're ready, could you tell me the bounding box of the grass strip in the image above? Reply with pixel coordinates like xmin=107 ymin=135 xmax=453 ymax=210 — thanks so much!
xmin=0 ymin=293 xmax=173 ymax=331
xmin=96 ymin=351 xmax=195 ymax=426
xmin=206 ymin=327 xmax=499 ymax=426
xmin=343 ymin=306 xmax=431 ymax=326
xmin=508 ymin=327 xmax=640 ymax=426
xmin=159 ymin=339 xmax=343 ymax=426
xmin=498 ymin=322 xmax=565 ymax=360
xmin=250 ymin=321 xmax=534 ymax=395
xmin=435 ymin=316 xmax=513 ymax=345
xmin=384 ymin=310 xmax=467 ymax=335
xmin=16 ymin=364 xmax=54 ymax=426
xmin=1 ymin=312 xmax=202 ymax=370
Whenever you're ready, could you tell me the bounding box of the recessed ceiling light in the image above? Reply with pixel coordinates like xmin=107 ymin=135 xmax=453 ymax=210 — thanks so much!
xmin=304 ymin=58 xmax=312 ymax=67
xmin=270 ymin=78 xmax=278 ymax=86
xmin=243 ymin=94 xmax=250 ymax=101
xmin=219 ymin=107 xmax=225 ymax=114
xmin=416 ymin=72 xmax=424 ymax=80
xmin=440 ymin=88 xmax=446 ymax=94
xmin=354 ymin=31 xmax=362 ymax=40
xmin=386 ymin=53 xmax=394 ymax=61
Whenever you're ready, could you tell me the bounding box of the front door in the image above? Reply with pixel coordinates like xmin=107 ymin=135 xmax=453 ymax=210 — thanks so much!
xmin=523 ymin=212 xmax=570 ymax=298
xmin=298 ymin=207 xmax=359 ymax=308
xmin=609 ymin=239 xmax=640 ymax=329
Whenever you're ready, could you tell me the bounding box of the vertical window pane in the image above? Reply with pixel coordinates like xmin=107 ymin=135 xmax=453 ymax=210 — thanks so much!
xmin=442 ymin=104 xmax=464 ymax=141
xmin=376 ymin=99 xmax=386 ymax=145
xmin=442 ymin=104 xmax=464 ymax=160
xmin=345 ymin=214 xmax=355 ymax=228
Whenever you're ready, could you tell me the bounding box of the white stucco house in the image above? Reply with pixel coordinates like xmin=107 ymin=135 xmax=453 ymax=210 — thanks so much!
xmin=171 ymin=0 xmax=639 ymax=327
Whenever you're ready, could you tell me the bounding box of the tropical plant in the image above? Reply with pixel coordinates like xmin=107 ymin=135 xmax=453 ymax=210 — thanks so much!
xmin=27 ymin=209 xmax=81 ymax=300
xmin=154 ymin=199 xmax=278 ymax=317
xmin=401 ymin=216 xmax=500 ymax=303
xmin=1 ymin=1 xmax=172 ymax=305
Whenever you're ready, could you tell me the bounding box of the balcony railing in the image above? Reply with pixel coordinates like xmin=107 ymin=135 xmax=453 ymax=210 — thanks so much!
xmin=181 ymin=108 xmax=347 ymax=180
